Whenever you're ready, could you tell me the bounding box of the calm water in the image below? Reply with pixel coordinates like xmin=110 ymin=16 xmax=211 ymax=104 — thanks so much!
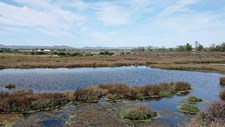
xmin=0 ymin=66 xmax=224 ymax=126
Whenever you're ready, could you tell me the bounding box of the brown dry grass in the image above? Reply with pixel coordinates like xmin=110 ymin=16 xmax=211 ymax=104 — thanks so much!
xmin=220 ymin=77 xmax=225 ymax=85
xmin=73 ymin=82 xmax=191 ymax=102
xmin=0 ymin=90 xmax=70 ymax=113
xmin=4 ymin=84 xmax=16 ymax=89
xmin=1 ymin=52 xmax=225 ymax=71
xmin=0 ymin=82 xmax=191 ymax=113
xmin=219 ymin=90 xmax=225 ymax=100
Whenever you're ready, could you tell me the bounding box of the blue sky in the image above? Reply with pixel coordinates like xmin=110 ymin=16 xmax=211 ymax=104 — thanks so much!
xmin=0 ymin=0 xmax=225 ymax=48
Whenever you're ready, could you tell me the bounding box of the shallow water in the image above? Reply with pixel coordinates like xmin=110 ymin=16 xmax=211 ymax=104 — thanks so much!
xmin=0 ymin=66 xmax=224 ymax=126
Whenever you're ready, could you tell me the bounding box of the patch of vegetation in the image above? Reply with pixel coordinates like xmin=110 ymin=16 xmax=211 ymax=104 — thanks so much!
xmin=178 ymin=103 xmax=200 ymax=114
xmin=174 ymin=82 xmax=191 ymax=92
xmin=120 ymin=105 xmax=157 ymax=121
xmin=187 ymin=101 xmax=225 ymax=127
xmin=0 ymin=90 xmax=70 ymax=113
xmin=0 ymin=82 xmax=192 ymax=113
xmin=73 ymin=82 xmax=191 ymax=103
xmin=99 ymin=51 xmax=114 ymax=56
xmin=219 ymin=90 xmax=225 ymax=100
xmin=220 ymin=77 xmax=225 ymax=86
xmin=187 ymin=96 xmax=203 ymax=104
xmin=73 ymin=87 xmax=101 ymax=103
xmin=159 ymin=90 xmax=174 ymax=97
xmin=4 ymin=84 xmax=16 ymax=89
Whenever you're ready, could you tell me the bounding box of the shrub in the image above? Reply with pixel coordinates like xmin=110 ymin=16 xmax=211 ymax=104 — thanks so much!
xmin=58 ymin=52 xmax=66 ymax=56
xmin=73 ymin=87 xmax=100 ymax=103
xmin=105 ymin=94 xmax=120 ymax=103
xmin=187 ymin=96 xmax=203 ymax=104
xmin=4 ymin=84 xmax=16 ymax=89
xmin=120 ymin=105 xmax=157 ymax=120
xmin=178 ymin=103 xmax=200 ymax=114
xmin=219 ymin=90 xmax=225 ymax=100
xmin=99 ymin=51 xmax=114 ymax=56
xmin=0 ymin=90 xmax=70 ymax=113
xmin=174 ymin=82 xmax=191 ymax=92
xmin=220 ymin=77 xmax=225 ymax=86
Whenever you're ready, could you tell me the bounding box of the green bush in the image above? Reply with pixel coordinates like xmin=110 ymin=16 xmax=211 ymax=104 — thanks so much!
xmin=179 ymin=103 xmax=200 ymax=114
xmin=187 ymin=96 xmax=203 ymax=104
xmin=120 ymin=105 xmax=157 ymax=120
xmin=99 ymin=51 xmax=114 ymax=56
xmin=159 ymin=90 xmax=174 ymax=97
xmin=174 ymin=82 xmax=191 ymax=92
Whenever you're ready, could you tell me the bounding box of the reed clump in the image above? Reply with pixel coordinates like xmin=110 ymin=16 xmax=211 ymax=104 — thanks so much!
xmin=220 ymin=77 xmax=225 ymax=86
xmin=187 ymin=96 xmax=203 ymax=104
xmin=73 ymin=82 xmax=192 ymax=103
xmin=120 ymin=105 xmax=157 ymax=121
xmin=219 ymin=90 xmax=225 ymax=100
xmin=4 ymin=84 xmax=16 ymax=89
xmin=0 ymin=82 xmax=192 ymax=113
xmin=0 ymin=90 xmax=70 ymax=113
xmin=178 ymin=103 xmax=200 ymax=114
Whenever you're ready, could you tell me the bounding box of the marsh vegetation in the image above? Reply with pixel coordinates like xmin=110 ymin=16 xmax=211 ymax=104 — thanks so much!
xmin=120 ymin=105 xmax=157 ymax=121
xmin=0 ymin=65 xmax=224 ymax=126
xmin=0 ymin=82 xmax=191 ymax=114
xmin=187 ymin=101 xmax=225 ymax=127
xmin=4 ymin=84 xmax=16 ymax=89
xmin=73 ymin=82 xmax=191 ymax=103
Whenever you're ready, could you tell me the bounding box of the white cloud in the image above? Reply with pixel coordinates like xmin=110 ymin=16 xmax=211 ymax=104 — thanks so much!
xmin=12 ymin=0 xmax=53 ymax=10
xmin=0 ymin=1 xmax=85 ymax=36
xmin=159 ymin=0 xmax=200 ymax=17
xmin=95 ymin=3 xmax=130 ymax=25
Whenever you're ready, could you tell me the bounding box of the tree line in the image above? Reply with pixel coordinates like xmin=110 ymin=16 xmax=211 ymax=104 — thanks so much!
xmin=132 ymin=42 xmax=225 ymax=52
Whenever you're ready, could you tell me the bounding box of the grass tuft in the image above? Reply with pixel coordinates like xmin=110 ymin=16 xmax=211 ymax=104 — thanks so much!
xmin=187 ymin=96 xmax=203 ymax=104
xmin=4 ymin=84 xmax=16 ymax=89
xmin=120 ymin=105 xmax=157 ymax=121
xmin=220 ymin=77 xmax=225 ymax=86
xmin=178 ymin=103 xmax=200 ymax=114
xmin=219 ymin=90 xmax=225 ymax=100
xmin=0 ymin=90 xmax=70 ymax=113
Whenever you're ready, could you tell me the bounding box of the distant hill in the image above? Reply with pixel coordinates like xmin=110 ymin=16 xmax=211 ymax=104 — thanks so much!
xmin=0 ymin=44 xmax=75 ymax=50
xmin=81 ymin=46 xmax=136 ymax=50
xmin=0 ymin=44 xmax=158 ymax=50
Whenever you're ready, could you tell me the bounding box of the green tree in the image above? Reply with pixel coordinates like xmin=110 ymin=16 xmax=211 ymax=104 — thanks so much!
xmin=177 ymin=45 xmax=185 ymax=52
xmin=185 ymin=43 xmax=192 ymax=51
xmin=196 ymin=44 xmax=204 ymax=51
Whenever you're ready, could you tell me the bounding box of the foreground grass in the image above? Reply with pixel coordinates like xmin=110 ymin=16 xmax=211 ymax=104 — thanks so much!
xmin=187 ymin=101 xmax=225 ymax=127
xmin=0 ymin=82 xmax=191 ymax=114
xmin=0 ymin=90 xmax=70 ymax=113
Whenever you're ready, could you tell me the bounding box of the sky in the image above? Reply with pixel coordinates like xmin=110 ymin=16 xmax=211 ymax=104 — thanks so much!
xmin=0 ymin=0 xmax=225 ymax=48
